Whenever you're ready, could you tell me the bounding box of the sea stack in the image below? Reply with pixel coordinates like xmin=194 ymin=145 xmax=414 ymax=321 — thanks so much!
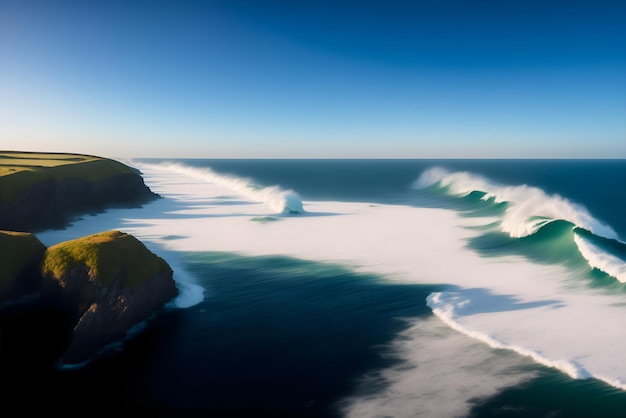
xmin=40 ymin=230 xmax=178 ymax=364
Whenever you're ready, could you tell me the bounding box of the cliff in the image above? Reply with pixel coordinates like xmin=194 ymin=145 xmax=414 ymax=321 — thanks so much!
xmin=0 ymin=230 xmax=46 ymax=301
xmin=41 ymin=230 xmax=178 ymax=365
xmin=0 ymin=151 xmax=178 ymax=366
xmin=0 ymin=151 xmax=159 ymax=232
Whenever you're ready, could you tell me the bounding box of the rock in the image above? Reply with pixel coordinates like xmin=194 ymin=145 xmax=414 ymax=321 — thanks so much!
xmin=41 ymin=230 xmax=178 ymax=364
xmin=0 ymin=152 xmax=177 ymax=365
xmin=0 ymin=230 xmax=46 ymax=302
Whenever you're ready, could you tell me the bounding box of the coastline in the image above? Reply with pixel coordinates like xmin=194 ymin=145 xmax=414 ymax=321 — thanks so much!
xmin=0 ymin=151 xmax=179 ymax=366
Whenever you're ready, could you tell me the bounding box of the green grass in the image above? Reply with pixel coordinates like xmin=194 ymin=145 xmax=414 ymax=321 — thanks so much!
xmin=0 ymin=230 xmax=46 ymax=289
xmin=0 ymin=151 xmax=141 ymax=202
xmin=41 ymin=230 xmax=172 ymax=288
xmin=0 ymin=152 xmax=100 ymax=176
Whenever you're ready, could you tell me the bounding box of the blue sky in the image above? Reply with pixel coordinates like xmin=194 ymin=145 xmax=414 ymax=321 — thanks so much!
xmin=1 ymin=0 xmax=625 ymax=158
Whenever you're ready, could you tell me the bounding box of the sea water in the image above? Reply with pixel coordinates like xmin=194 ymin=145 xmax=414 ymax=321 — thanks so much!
xmin=12 ymin=158 xmax=626 ymax=417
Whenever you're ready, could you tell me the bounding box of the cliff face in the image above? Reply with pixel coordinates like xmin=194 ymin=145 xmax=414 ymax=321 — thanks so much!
xmin=41 ymin=230 xmax=178 ymax=365
xmin=0 ymin=154 xmax=160 ymax=232
xmin=0 ymin=230 xmax=46 ymax=301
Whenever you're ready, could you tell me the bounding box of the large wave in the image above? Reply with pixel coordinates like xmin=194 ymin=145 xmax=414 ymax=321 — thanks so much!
xmin=142 ymin=162 xmax=305 ymax=214
xmin=414 ymin=167 xmax=626 ymax=283
xmin=413 ymin=167 xmax=617 ymax=239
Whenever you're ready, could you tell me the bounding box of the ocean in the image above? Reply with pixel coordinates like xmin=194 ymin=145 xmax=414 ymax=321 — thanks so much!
xmin=7 ymin=158 xmax=626 ymax=417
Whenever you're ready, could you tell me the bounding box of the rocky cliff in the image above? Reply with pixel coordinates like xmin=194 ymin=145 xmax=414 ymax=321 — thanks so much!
xmin=0 ymin=152 xmax=160 ymax=232
xmin=0 ymin=230 xmax=46 ymax=301
xmin=41 ymin=230 xmax=178 ymax=365
xmin=0 ymin=152 xmax=178 ymax=366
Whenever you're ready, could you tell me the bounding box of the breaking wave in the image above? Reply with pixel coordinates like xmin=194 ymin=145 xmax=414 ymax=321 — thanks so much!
xmin=574 ymin=231 xmax=626 ymax=283
xmin=413 ymin=166 xmax=617 ymax=239
xmin=414 ymin=167 xmax=626 ymax=283
xmin=144 ymin=162 xmax=305 ymax=214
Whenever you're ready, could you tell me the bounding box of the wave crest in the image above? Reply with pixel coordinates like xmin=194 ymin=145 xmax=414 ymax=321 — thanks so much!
xmin=414 ymin=167 xmax=626 ymax=283
xmin=574 ymin=233 xmax=626 ymax=283
xmin=149 ymin=163 xmax=305 ymax=214
xmin=413 ymin=167 xmax=617 ymax=240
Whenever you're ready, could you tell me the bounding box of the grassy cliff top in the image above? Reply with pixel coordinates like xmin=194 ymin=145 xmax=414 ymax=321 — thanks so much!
xmin=0 ymin=151 xmax=141 ymax=201
xmin=0 ymin=152 xmax=101 ymax=176
xmin=42 ymin=230 xmax=172 ymax=288
xmin=0 ymin=230 xmax=46 ymax=288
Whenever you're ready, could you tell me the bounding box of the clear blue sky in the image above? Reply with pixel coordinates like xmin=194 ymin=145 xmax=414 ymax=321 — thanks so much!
xmin=1 ymin=0 xmax=625 ymax=158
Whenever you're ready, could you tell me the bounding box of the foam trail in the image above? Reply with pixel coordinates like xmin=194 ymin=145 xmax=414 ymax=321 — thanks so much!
xmin=426 ymin=291 xmax=593 ymax=381
xmin=143 ymin=162 xmax=304 ymax=214
xmin=123 ymin=233 xmax=205 ymax=308
xmin=414 ymin=167 xmax=618 ymax=240
xmin=574 ymin=234 xmax=626 ymax=283
xmin=157 ymin=252 xmax=205 ymax=308
xmin=340 ymin=316 xmax=537 ymax=418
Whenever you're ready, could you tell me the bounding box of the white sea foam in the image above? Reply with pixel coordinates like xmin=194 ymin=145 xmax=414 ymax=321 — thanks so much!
xmin=153 ymin=162 xmax=304 ymax=214
xmin=414 ymin=166 xmax=618 ymax=239
xmin=574 ymin=234 xmax=626 ymax=283
xmin=339 ymin=316 xmax=538 ymax=418
xmin=426 ymin=292 xmax=591 ymax=380
xmin=35 ymin=161 xmax=626 ymax=416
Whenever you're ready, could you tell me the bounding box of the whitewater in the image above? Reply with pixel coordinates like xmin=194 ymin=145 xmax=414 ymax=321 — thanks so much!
xmin=35 ymin=160 xmax=626 ymax=417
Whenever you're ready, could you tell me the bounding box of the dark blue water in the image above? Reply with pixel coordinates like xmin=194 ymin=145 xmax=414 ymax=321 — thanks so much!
xmin=1 ymin=253 xmax=441 ymax=417
xmin=140 ymin=254 xmax=441 ymax=417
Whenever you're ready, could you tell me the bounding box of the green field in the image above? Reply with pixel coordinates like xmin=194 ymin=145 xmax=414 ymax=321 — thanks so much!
xmin=42 ymin=230 xmax=172 ymax=288
xmin=0 ymin=151 xmax=139 ymax=202
xmin=0 ymin=152 xmax=102 ymax=176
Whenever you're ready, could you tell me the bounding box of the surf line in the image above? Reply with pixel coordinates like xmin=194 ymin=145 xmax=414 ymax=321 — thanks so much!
xmin=142 ymin=162 xmax=305 ymax=214
xmin=426 ymin=291 xmax=626 ymax=391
